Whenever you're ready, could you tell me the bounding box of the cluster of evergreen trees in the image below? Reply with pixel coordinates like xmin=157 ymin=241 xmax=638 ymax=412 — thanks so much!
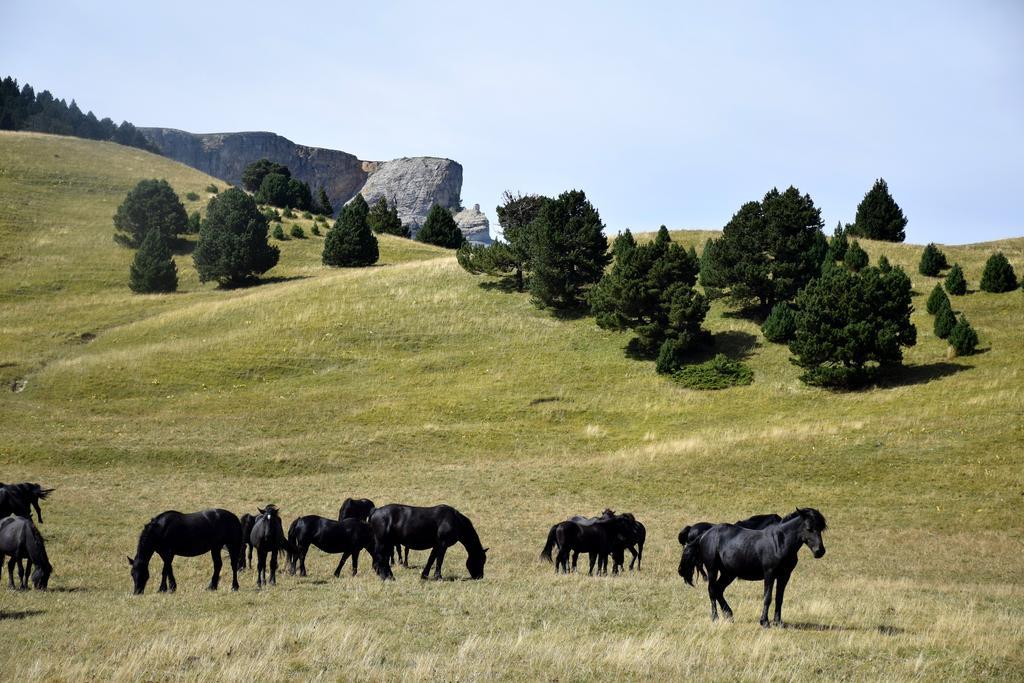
xmin=0 ymin=76 xmax=157 ymax=153
xmin=241 ymin=158 xmax=332 ymax=215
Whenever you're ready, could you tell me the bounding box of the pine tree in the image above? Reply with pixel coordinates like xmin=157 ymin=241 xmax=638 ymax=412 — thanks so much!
xmin=367 ymin=197 xmax=407 ymax=237
xmin=611 ymin=229 xmax=637 ymax=261
xmin=944 ymin=263 xmax=967 ymax=295
xmin=322 ymin=194 xmax=378 ymax=267
xmin=416 ymin=204 xmax=465 ymax=248
xmin=877 ymin=254 xmax=893 ymax=273
xmin=113 ymin=179 xmax=188 ymax=248
xmin=193 ymin=188 xmax=280 ymax=286
xmin=255 ymin=173 xmax=291 ymax=208
xmin=948 ymin=314 xmax=979 ymax=356
xmin=926 ymin=283 xmax=950 ymax=315
xmin=790 ymin=265 xmax=916 ymax=388
xmin=242 ymin=159 xmax=290 ymax=192
xmin=979 ymin=252 xmax=1018 ymax=293
xmin=129 ymin=230 xmax=177 ymax=293
xmin=589 ymin=225 xmax=705 ymax=363
xmin=315 ymin=187 xmax=334 ymax=216
xmin=934 ymin=304 xmax=956 ymax=339
xmin=529 ymin=190 xmax=611 ymax=311
xmin=851 ymin=178 xmax=907 ymax=242
xmin=457 ymin=192 xmax=547 ymax=291
xmin=700 ymin=186 xmax=827 ymax=309
xmin=761 ymin=302 xmax=797 ymax=343
xmin=844 ymin=240 xmax=869 ymax=272
xmin=826 ymin=221 xmax=848 ymax=262
xmin=918 ymin=243 xmax=949 ymax=276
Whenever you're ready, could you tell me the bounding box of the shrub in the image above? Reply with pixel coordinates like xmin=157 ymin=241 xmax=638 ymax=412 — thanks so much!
xmin=934 ymin=304 xmax=956 ymax=339
xmin=825 ymin=221 xmax=848 ymax=262
xmin=850 ymin=178 xmax=907 ymax=242
xmin=417 ymin=204 xmax=465 ymax=248
xmin=129 ymin=230 xmax=177 ymax=293
xmin=302 ymin=211 xmax=312 ymax=219
xmin=282 ymin=207 xmax=295 ymax=219
xmin=918 ymin=243 xmax=948 ymax=276
xmin=272 ymin=225 xmax=286 ymax=240
xmin=926 ymin=283 xmax=950 ymax=315
xmin=315 ymin=187 xmax=333 ymax=216
xmin=185 ymin=210 xmax=201 ymax=234
xmin=113 ymin=178 xmax=187 ymax=248
xmin=242 ymin=159 xmax=290 ymax=192
xmin=185 ymin=191 xmax=200 ymax=202
xmin=761 ymin=302 xmax=797 ymax=343
xmin=944 ymin=263 xmax=967 ymax=295
xmin=311 ymin=224 xmax=321 ymax=236
xmin=271 ymin=210 xmax=282 ymax=223
xmin=193 ymin=188 xmax=279 ymax=286
xmin=948 ymin=315 xmax=979 ymax=356
xmin=979 ymin=252 xmax=1018 ymax=293
xmin=290 ymin=224 xmax=305 ymax=239
xmin=844 ymin=240 xmax=869 ymax=272
xmin=368 ymin=196 xmax=408 ymax=237
xmin=877 ymin=254 xmax=893 ymax=273
xmin=322 ymin=194 xmax=379 ymax=267
xmin=206 ymin=184 xmax=219 ymax=194
xmin=671 ymin=354 xmax=753 ymax=390
xmin=256 ymin=172 xmax=291 ymax=208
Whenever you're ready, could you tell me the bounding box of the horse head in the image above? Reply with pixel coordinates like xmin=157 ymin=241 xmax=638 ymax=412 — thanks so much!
xmin=127 ymin=555 xmax=149 ymax=594
xmin=795 ymin=508 xmax=828 ymax=558
xmin=467 ymin=547 xmax=488 ymax=580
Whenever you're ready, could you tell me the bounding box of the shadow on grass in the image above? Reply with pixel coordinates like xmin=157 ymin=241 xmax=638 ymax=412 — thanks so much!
xmin=877 ymin=362 xmax=972 ymax=388
xmin=784 ymin=621 xmax=857 ymax=632
xmin=218 ymin=275 xmax=310 ymax=290
xmin=478 ymin=278 xmax=525 ymax=294
xmin=46 ymin=586 xmax=85 ymax=593
xmin=0 ymin=609 xmax=44 ymax=621
xmin=170 ymin=237 xmax=197 ymax=255
xmin=722 ymin=305 xmax=767 ymax=323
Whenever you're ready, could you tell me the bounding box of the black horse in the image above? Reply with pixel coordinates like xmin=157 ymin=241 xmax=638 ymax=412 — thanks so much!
xmin=540 ymin=509 xmax=614 ymax=563
xmin=680 ymin=508 xmax=828 ymax=627
xmin=369 ymin=504 xmax=487 ymax=581
xmin=676 ymin=512 xmax=799 ymax=579
xmin=287 ymin=515 xmax=372 ymax=577
xmin=553 ymin=515 xmax=636 ymax=576
xmin=0 ymin=483 xmax=54 ymax=523
xmin=238 ymin=513 xmax=257 ymax=570
xmin=340 ymin=497 xmax=410 ymax=567
xmin=0 ymin=516 xmax=52 ymax=590
xmin=251 ymin=505 xmax=291 ymax=587
xmin=128 ymin=509 xmax=241 ymax=594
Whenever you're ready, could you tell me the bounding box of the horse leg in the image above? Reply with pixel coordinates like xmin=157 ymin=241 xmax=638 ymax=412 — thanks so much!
xmin=759 ymin=575 xmax=775 ymax=627
xmin=247 ymin=543 xmax=253 ymax=570
xmin=269 ymin=549 xmax=278 ymax=585
xmin=571 ymin=550 xmax=579 ymax=573
xmin=706 ymin=567 xmax=720 ymax=621
xmin=773 ymin=572 xmax=791 ymax=627
xmin=351 ymin=549 xmax=360 ymax=576
xmin=228 ymin=543 xmax=240 ymax=591
xmin=158 ymin=556 xmax=170 ymax=592
xmin=209 ymin=548 xmax=222 ymax=590
xmin=421 ymin=548 xmax=438 ymax=580
xmin=587 ymin=552 xmax=597 ymax=576
xmin=166 ymin=557 xmax=178 ymax=592
xmin=335 ymin=552 xmax=349 ymax=578
xmin=256 ymin=549 xmax=266 ymax=587
xmin=299 ymin=545 xmax=308 ymax=577
xmin=628 ymin=545 xmax=638 ymax=571
xmin=716 ymin=574 xmax=735 ymax=621
xmin=433 ymin=545 xmax=448 ymax=580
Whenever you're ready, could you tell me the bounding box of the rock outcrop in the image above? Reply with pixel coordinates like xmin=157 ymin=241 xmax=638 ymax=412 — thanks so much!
xmin=140 ymin=128 xmax=486 ymax=237
xmin=453 ymin=204 xmax=492 ymax=245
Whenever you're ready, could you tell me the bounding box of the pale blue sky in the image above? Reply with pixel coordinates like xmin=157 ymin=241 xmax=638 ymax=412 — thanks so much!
xmin=3 ymin=1 xmax=1022 ymax=243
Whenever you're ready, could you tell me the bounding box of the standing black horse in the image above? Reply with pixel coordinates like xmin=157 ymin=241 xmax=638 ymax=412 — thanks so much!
xmin=369 ymin=504 xmax=487 ymax=581
xmin=0 ymin=516 xmax=52 ymax=590
xmin=127 ymin=509 xmax=241 ymax=594
xmin=250 ymin=505 xmax=291 ymax=587
xmin=0 ymin=483 xmax=54 ymax=523
xmin=679 ymin=508 xmax=828 ymax=627
xmin=238 ymin=513 xmax=257 ymax=570
xmin=676 ymin=512 xmax=799 ymax=579
xmin=553 ymin=515 xmax=636 ymax=575
xmin=340 ymin=497 xmax=411 ymax=567
xmin=540 ymin=509 xmax=614 ymax=563
xmin=287 ymin=515 xmax=372 ymax=577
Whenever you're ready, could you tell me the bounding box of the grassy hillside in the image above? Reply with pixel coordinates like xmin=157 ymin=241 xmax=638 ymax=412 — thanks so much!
xmin=1 ymin=132 xmax=1022 ymax=681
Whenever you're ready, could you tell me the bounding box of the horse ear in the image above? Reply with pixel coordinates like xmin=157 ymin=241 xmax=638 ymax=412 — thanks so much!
xmin=257 ymin=507 xmax=265 ymax=514
xmin=126 ymin=556 xmax=134 ymax=566
xmin=483 ymin=547 xmax=489 ymax=553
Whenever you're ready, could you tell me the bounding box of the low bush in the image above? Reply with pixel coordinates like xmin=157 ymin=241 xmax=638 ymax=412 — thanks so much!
xmin=671 ymin=354 xmax=753 ymax=390
xmin=272 ymin=225 xmax=286 ymax=240
xmin=934 ymin=304 xmax=956 ymax=339
xmin=761 ymin=302 xmax=797 ymax=343
xmin=206 ymin=184 xmax=219 ymax=194
xmin=926 ymin=283 xmax=949 ymax=315
xmin=948 ymin=315 xmax=979 ymax=356
xmin=944 ymin=263 xmax=967 ymax=295
xmin=311 ymin=224 xmax=321 ymax=236
xmin=282 ymin=207 xmax=295 ymax=219
xmin=185 ymin=191 xmax=200 ymax=202
xmin=980 ymin=252 xmax=1018 ymax=293
xmin=290 ymin=224 xmax=305 ymax=239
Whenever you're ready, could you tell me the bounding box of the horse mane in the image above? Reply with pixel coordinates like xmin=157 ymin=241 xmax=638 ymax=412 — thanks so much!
xmin=455 ymin=511 xmax=484 ymax=555
xmin=618 ymin=512 xmax=635 ymax=522
xmin=134 ymin=519 xmax=158 ymax=560
xmin=796 ymin=508 xmax=828 ymax=531
xmin=25 ymin=521 xmax=51 ymax=568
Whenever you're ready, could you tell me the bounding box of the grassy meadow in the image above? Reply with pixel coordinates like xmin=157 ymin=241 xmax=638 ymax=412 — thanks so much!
xmin=1 ymin=131 xmax=1023 ymax=681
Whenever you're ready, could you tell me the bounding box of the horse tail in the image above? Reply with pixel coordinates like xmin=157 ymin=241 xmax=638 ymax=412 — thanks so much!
xmin=286 ymin=518 xmax=300 ymax=565
xmin=540 ymin=524 xmax=558 ymax=562
xmin=36 ymin=486 xmax=55 ymax=499
xmin=679 ymin=540 xmax=701 ymax=586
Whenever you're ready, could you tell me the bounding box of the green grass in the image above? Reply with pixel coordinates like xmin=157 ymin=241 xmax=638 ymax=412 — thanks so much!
xmin=1 ymin=131 xmax=1023 ymax=680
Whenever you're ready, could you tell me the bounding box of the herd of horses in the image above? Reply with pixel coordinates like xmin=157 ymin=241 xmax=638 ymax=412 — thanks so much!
xmin=2 ymin=481 xmax=829 ymax=627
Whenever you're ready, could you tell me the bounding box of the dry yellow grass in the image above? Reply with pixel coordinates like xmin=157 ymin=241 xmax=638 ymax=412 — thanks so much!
xmin=1 ymin=132 xmax=1023 ymax=680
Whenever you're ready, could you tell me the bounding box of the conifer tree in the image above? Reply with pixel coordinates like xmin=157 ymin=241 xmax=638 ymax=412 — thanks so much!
xmin=113 ymin=179 xmax=188 ymax=248
xmin=851 ymin=178 xmax=907 ymax=242
xmin=948 ymin=315 xmax=979 ymax=356
xmin=979 ymin=252 xmax=1018 ymax=293
xmin=242 ymin=159 xmax=290 ymax=192
xmin=416 ymin=204 xmax=464 ymax=248
xmin=367 ymin=197 xmax=407 ymax=237
xmin=926 ymin=283 xmax=950 ymax=315
xmin=918 ymin=243 xmax=949 ymax=276
xmin=934 ymin=303 xmax=956 ymax=339
xmin=457 ymin=192 xmax=547 ymax=291
xmin=761 ymin=302 xmax=797 ymax=343
xmin=844 ymin=240 xmax=869 ymax=272
xmin=315 ymin=187 xmax=334 ymax=216
xmin=193 ymin=188 xmax=279 ymax=286
xmin=877 ymin=254 xmax=893 ymax=273
xmin=944 ymin=263 xmax=967 ymax=295
xmin=129 ymin=230 xmax=177 ymax=293
xmin=322 ymin=194 xmax=378 ymax=267
xmin=611 ymin=229 xmax=637 ymax=261
xmin=825 ymin=221 xmax=848 ymax=262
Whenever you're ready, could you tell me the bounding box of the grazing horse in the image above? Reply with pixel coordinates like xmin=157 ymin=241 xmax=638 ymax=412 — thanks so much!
xmin=287 ymin=515 xmax=372 ymax=577
xmin=128 ymin=509 xmax=241 ymax=594
xmin=0 ymin=483 xmax=54 ymax=523
xmin=340 ymin=497 xmax=410 ymax=567
xmin=680 ymin=508 xmax=828 ymax=627
xmin=251 ymin=505 xmax=291 ymax=587
xmin=553 ymin=515 xmax=636 ymax=576
xmin=540 ymin=509 xmax=615 ymax=563
xmin=676 ymin=512 xmax=799 ymax=579
xmin=238 ymin=513 xmax=257 ymax=570
xmin=0 ymin=516 xmax=52 ymax=590
xmin=369 ymin=504 xmax=487 ymax=581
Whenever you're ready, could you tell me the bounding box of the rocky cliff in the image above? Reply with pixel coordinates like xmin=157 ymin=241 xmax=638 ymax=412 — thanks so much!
xmin=140 ymin=128 xmax=484 ymax=236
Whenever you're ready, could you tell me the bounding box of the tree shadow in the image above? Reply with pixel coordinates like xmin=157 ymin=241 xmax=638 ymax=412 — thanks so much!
xmin=0 ymin=609 xmax=44 ymax=621
xmin=721 ymin=305 xmax=767 ymax=323
xmin=478 ymin=279 xmax=523 ymax=294
xmin=876 ymin=362 xmax=972 ymax=388
xmin=548 ymin=305 xmax=591 ymax=321
xmin=170 ymin=237 xmax=197 ymax=255
xmin=219 ymin=275 xmax=309 ymax=290
xmin=783 ymin=621 xmax=856 ymax=632
xmin=686 ymin=330 xmax=759 ymax=364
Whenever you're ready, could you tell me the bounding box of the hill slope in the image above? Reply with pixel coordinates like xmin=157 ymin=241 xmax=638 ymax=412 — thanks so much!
xmin=1 ymin=132 xmax=1022 ymax=680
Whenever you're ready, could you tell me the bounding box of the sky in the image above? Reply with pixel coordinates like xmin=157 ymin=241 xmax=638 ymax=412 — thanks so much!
xmin=3 ymin=0 xmax=1023 ymax=243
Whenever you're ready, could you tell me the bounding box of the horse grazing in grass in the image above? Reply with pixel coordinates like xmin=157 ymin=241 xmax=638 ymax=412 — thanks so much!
xmin=680 ymin=508 xmax=828 ymax=627
xmin=540 ymin=509 xmax=614 ymax=563
xmin=127 ymin=509 xmax=241 ymax=594
xmin=251 ymin=505 xmax=291 ymax=587
xmin=0 ymin=516 xmax=52 ymax=590
xmin=238 ymin=513 xmax=257 ymax=569
xmin=341 ymin=497 xmax=410 ymax=567
xmin=287 ymin=516 xmax=372 ymax=577
xmin=553 ymin=515 xmax=636 ymax=576
xmin=369 ymin=504 xmax=487 ymax=581
xmin=676 ymin=512 xmax=798 ymax=579
xmin=0 ymin=483 xmax=54 ymax=523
